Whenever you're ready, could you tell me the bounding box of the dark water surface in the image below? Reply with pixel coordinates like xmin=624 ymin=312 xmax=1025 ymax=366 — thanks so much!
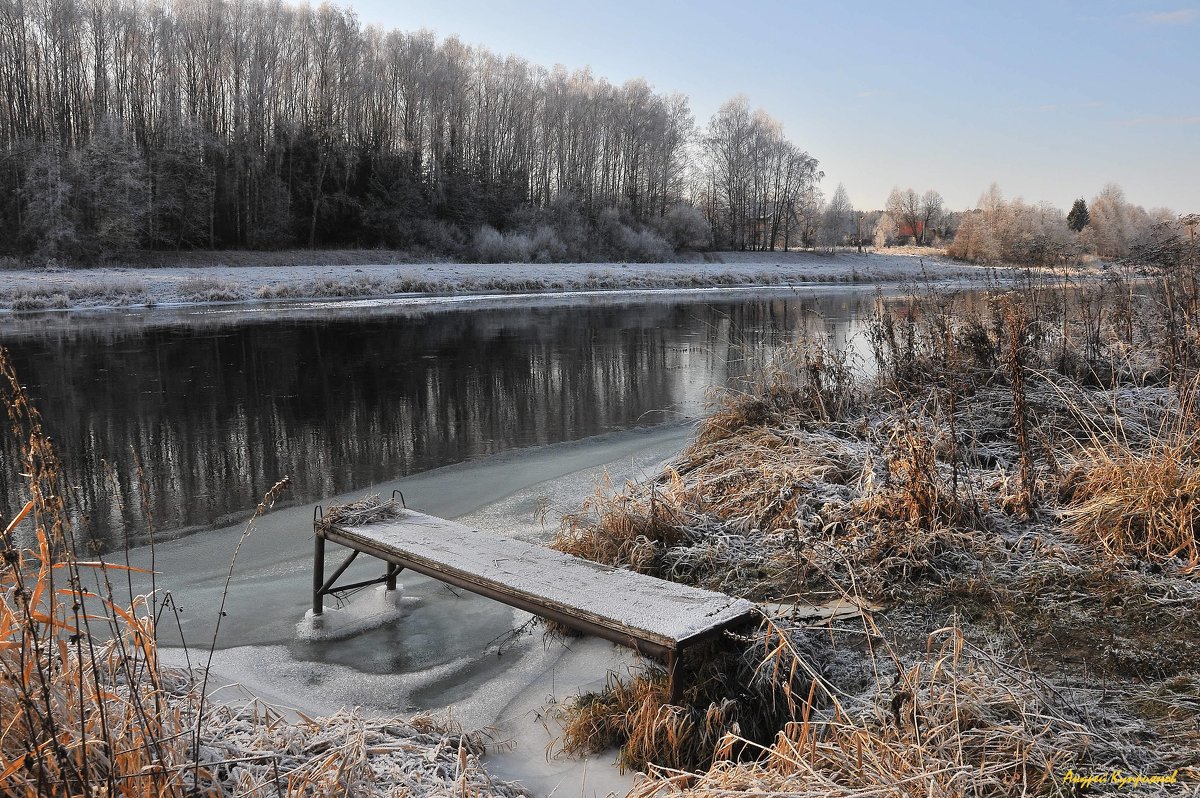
xmin=0 ymin=287 xmax=909 ymax=549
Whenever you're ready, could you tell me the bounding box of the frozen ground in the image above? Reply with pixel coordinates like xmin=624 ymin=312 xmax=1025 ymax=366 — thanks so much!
xmin=0 ymin=250 xmax=1008 ymax=312
xmin=132 ymin=422 xmax=696 ymax=798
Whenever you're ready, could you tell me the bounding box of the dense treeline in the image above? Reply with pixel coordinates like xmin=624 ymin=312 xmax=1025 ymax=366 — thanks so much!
xmin=0 ymin=0 xmax=820 ymax=261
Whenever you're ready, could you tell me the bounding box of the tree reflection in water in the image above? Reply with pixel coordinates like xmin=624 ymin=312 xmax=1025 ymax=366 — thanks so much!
xmin=0 ymin=290 xmax=882 ymax=550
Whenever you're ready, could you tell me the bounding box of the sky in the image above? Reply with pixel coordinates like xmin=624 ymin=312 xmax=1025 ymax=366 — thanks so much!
xmin=349 ymin=0 xmax=1197 ymax=213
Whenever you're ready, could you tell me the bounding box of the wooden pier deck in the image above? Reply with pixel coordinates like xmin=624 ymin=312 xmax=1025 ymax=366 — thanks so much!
xmin=312 ymin=506 xmax=756 ymax=700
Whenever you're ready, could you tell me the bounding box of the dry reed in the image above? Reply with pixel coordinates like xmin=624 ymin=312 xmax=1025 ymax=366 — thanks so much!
xmin=1062 ymin=433 xmax=1200 ymax=567
xmin=0 ymin=345 xmax=190 ymax=796
xmin=627 ymin=626 xmax=1102 ymax=798
xmin=555 ymin=270 xmax=1200 ymax=788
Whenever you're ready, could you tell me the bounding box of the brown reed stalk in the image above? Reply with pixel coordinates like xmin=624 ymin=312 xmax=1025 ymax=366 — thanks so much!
xmin=1002 ymin=294 xmax=1036 ymax=517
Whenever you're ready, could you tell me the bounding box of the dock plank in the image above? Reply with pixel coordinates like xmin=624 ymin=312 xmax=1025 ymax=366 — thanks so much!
xmin=325 ymin=509 xmax=756 ymax=651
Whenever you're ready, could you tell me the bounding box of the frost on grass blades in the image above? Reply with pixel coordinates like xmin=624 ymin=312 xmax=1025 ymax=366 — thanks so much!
xmin=550 ymin=264 xmax=1200 ymax=793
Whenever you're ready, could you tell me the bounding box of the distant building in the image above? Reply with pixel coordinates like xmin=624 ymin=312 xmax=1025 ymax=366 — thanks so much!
xmin=897 ymin=220 xmax=925 ymax=241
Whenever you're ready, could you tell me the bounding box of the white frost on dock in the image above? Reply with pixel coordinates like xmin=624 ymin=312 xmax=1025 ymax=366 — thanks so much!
xmin=330 ymin=510 xmax=756 ymax=647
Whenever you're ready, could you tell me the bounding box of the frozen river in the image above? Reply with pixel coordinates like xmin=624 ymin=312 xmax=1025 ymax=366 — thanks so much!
xmin=0 ymin=284 xmax=950 ymax=795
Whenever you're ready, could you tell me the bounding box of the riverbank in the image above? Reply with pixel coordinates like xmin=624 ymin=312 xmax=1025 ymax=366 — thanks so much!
xmin=0 ymin=251 xmax=1019 ymax=312
xmin=547 ymin=279 xmax=1200 ymax=793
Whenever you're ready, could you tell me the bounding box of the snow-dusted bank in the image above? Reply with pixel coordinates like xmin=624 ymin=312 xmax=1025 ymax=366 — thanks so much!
xmin=0 ymin=250 xmax=1013 ymax=311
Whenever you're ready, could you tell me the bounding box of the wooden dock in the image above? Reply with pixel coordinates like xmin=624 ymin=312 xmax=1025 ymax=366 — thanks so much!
xmin=312 ymin=505 xmax=756 ymax=700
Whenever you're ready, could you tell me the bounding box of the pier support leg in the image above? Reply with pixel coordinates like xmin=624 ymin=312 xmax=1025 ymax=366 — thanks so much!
xmin=312 ymin=534 xmax=325 ymax=616
xmin=384 ymin=564 xmax=404 ymax=606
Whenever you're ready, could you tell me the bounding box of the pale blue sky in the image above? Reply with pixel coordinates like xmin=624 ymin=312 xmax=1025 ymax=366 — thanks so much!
xmin=350 ymin=0 xmax=1197 ymax=213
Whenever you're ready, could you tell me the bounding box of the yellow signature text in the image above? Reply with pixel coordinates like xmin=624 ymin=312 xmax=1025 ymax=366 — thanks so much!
xmin=1063 ymin=769 xmax=1181 ymax=788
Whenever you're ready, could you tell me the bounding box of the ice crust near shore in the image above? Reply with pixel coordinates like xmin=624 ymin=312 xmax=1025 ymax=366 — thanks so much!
xmin=296 ymin=585 xmax=418 ymax=642
xmin=137 ymin=424 xmax=693 ymax=798
xmin=0 ymin=250 xmax=1003 ymax=311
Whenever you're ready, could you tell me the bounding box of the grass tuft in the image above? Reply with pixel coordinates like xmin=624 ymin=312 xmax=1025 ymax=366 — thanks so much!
xmin=1062 ymin=433 xmax=1200 ymax=567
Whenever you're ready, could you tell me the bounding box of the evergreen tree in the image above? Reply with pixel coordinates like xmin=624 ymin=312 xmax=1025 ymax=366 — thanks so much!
xmin=1067 ymin=198 xmax=1090 ymax=232
xmin=84 ymin=117 xmax=148 ymax=257
xmin=150 ymin=120 xmax=215 ymax=249
xmin=21 ymin=143 xmax=81 ymax=260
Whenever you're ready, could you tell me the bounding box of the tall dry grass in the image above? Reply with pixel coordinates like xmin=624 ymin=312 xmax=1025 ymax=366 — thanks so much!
xmin=0 ymin=346 xmax=194 ymax=795
xmin=1061 ymin=432 xmax=1200 ymax=567
xmin=627 ymin=625 xmax=1097 ymax=798
xmin=0 ymin=348 xmax=299 ymax=796
xmin=556 ymin=260 xmax=1200 ymax=784
xmin=560 ymin=617 xmax=1099 ymax=794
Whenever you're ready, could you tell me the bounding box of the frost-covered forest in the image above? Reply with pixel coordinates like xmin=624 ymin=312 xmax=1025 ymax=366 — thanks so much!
xmin=0 ymin=0 xmax=1192 ymax=268
xmin=0 ymin=0 xmax=822 ymax=260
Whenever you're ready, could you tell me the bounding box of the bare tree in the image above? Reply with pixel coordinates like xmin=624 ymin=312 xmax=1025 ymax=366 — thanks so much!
xmin=920 ymin=189 xmax=943 ymax=244
xmin=0 ymin=0 xmax=833 ymax=261
xmin=820 ymin=182 xmax=853 ymax=250
xmin=700 ymin=96 xmax=820 ymax=251
xmin=886 ymin=188 xmax=922 ymax=245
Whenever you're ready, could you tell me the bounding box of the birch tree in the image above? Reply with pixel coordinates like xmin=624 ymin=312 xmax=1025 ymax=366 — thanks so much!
xmin=0 ymin=0 xmax=819 ymax=260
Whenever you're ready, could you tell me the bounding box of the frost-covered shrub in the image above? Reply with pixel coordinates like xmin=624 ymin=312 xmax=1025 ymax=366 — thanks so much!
xmin=528 ymin=225 xmax=568 ymax=262
xmin=618 ymin=225 xmax=672 ymax=261
xmin=594 ymin=207 xmax=672 ymax=262
xmin=948 ymin=213 xmax=1001 ymax=263
xmin=658 ymin=203 xmax=712 ymax=251
xmin=414 ymin=220 xmax=466 ymax=256
xmin=496 ymin=196 xmax=585 ymax=261
xmin=467 ymin=202 xmax=680 ymax=263
xmin=948 ymin=189 xmax=1078 ymax=266
xmin=469 ymin=226 xmax=506 ymax=262
xmin=470 ymin=226 xmax=535 ymax=262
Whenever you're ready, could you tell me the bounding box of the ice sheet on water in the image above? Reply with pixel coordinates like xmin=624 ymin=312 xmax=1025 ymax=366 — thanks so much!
xmin=295 ymin=584 xmax=419 ymax=642
xmin=159 ymin=642 xmax=476 ymax=719
xmin=143 ymin=424 xmax=693 ymax=796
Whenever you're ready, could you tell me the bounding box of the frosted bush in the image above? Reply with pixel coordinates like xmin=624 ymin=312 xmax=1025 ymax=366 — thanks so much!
xmin=529 ymin=225 xmax=567 ymax=262
xmin=659 ymin=203 xmax=712 ymax=251
xmin=595 ymin=207 xmax=672 ymax=261
xmin=470 ymin=225 xmax=533 ymax=262
xmin=619 ymin=226 xmax=672 ymax=262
